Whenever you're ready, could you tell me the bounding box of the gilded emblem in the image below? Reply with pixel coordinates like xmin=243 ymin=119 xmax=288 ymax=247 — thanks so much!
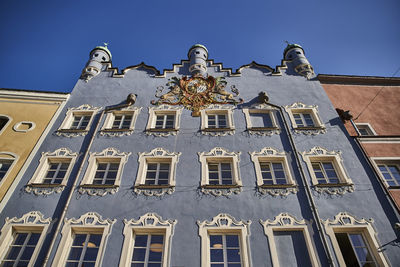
xmin=151 ymin=76 xmax=243 ymax=116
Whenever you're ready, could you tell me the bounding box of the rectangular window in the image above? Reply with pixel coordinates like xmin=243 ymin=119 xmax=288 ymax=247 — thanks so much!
xmin=1 ymin=232 xmax=41 ymax=266
xmin=112 ymin=114 xmax=133 ymax=130
xmin=42 ymin=161 xmax=71 ymax=184
xmin=356 ymin=123 xmax=376 ymax=136
xmin=335 ymin=233 xmax=377 ymax=266
xmin=260 ymin=162 xmax=287 ymax=185
xmin=0 ymin=160 xmax=13 ymax=181
xmin=131 ymin=234 xmax=164 ymax=266
xmin=155 ymin=114 xmax=175 ymax=129
xmin=250 ymin=113 xmax=273 ymax=128
xmin=274 ymin=231 xmax=313 ymax=266
xmin=293 ymin=113 xmax=314 ymax=127
xmin=377 ymin=163 xmax=400 ymax=187
xmin=145 ymin=163 xmax=170 ymax=185
xmin=209 ymin=234 xmax=241 ymax=266
xmin=92 ymin=162 xmax=120 ymax=185
xmin=312 ymin=162 xmax=339 ymax=184
xmin=208 ymin=114 xmax=227 ymax=128
xmin=208 ymin=162 xmax=233 ymax=185
xmin=70 ymin=115 xmax=91 ymax=130
xmin=66 ymin=233 xmax=102 ymax=266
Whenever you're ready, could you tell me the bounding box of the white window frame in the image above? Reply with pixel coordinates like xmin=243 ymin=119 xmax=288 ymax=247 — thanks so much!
xmin=322 ymin=212 xmax=389 ymax=267
xmin=371 ymin=157 xmax=400 ymax=188
xmin=197 ymin=213 xmax=251 ymax=267
xmin=0 ymin=152 xmax=18 ymax=189
xmin=0 ymin=211 xmax=51 ymax=266
xmin=56 ymin=104 xmax=100 ymax=137
xmin=301 ymin=146 xmax=354 ymax=195
xmin=250 ymin=147 xmax=297 ymax=196
xmin=242 ymin=104 xmax=281 ymax=136
xmin=284 ymin=102 xmax=326 ymax=135
xmin=25 ymin=148 xmax=78 ymax=195
xmin=100 ymin=106 xmax=141 ymax=137
xmin=0 ymin=114 xmax=12 ymax=135
xmin=198 ymin=147 xmax=241 ymax=196
xmin=52 ymin=212 xmax=116 ymax=267
xmin=200 ymin=105 xmax=235 ymax=136
xmin=355 ymin=123 xmax=377 ymax=136
xmin=146 ymin=105 xmax=183 ymax=137
xmin=260 ymin=213 xmax=319 ymax=267
xmin=134 ymin=148 xmax=181 ymax=197
xmin=79 ymin=147 xmax=131 ymax=196
xmin=120 ymin=213 xmax=177 ymax=267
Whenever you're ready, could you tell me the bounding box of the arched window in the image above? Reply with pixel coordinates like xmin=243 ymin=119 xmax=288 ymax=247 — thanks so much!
xmin=0 ymin=115 xmax=12 ymax=135
xmin=0 ymin=152 xmax=17 ymax=183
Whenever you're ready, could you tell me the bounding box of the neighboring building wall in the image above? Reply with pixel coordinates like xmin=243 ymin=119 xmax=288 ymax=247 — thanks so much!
xmin=0 ymin=90 xmax=68 ymax=202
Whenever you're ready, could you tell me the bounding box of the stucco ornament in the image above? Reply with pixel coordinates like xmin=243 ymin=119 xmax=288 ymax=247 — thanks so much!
xmin=321 ymin=212 xmax=373 ymax=226
xmin=123 ymin=213 xmax=177 ymax=228
xmin=65 ymin=212 xmax=116 ymax=226
xmin=197 ymin=213 xmax=251 ymax=229
xmin=5 ymin=211 xmax=51 ymax=225
xmin=260 ymin=213 xmax=308 ymax=227
xmin=151 ymin=76 xmax=243 ymax=116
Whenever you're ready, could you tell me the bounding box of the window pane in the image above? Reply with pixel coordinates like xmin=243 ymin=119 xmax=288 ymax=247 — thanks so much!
xmin=227 ymin=249 xmax=241 ymax=263
xmin=250 ymin=113 xmax=273 ymax=127
xmin=226 ymin=235 xmax=239 ymax=247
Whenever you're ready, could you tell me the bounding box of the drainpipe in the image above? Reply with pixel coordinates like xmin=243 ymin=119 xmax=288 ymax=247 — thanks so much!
xmin=263 ymin=98 xmax=335 ymax=266
xmin=42 ymin=94 xmax=137 ymax=266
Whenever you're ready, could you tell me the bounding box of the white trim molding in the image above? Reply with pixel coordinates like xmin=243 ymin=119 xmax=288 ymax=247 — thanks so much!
xmin=52 ymin=212 xmax=116 ymax=267
xmin=145 ymin=105 xmax=183 ymax=137
xmin=250 ymin=147 xmax=297 ymax=196
xmin=120 ymin=213 xmax=177 ymax=267
xmin=301 ymin=146 xmax=354 ymax=195
xmin=100 ymin=106 xmax=142 ymax=137
xmin=370 ymin=157 xmax=400 ymax=188
xmin=284 ymin=102 xmax=326 ymax=135
xmin=198 ymin=147 xmax=242 ymax=196
xmin=197 ymin=213 xmax=251 ymax=267
xmin=79 ymin=147 xmax=131 ymax=196
xmin=321 ymin=212 xmax=389 ymax=267
xmin=25 ymin=148 xmax=78 ymax=195
xmin=260 ymin=213 xmax=319 ymax=267
xmin=0 ymin=211 xmax=51 ymax=266
xmin=0 ymin=114 xmax=13 ymax=135
xmin=56 ymin=104 xmax=100 ymax=137
xmin=355 ymin=122 xmax=377 ymax=136
xmin=12 ymin=121 xmax=36 ymax=133
xmin=242 ymin=104 xmax=281 ymax=136
xmin=200 ymin=104 xmax=235 ymax=136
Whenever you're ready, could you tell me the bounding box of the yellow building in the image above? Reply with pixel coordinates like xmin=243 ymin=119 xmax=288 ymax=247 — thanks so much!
xmin=0 ymin=89 xmax=69 ymax=206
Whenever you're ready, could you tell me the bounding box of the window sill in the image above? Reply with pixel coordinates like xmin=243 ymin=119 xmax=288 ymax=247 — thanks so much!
xmin=78 ymin=185 xmax=119 ymax=196
xmin=25 ymin=184 xmax=65 ymax=195
xmin=248 ymin=127 xmax=279 ymax=131
xmin=29 ymin=183 xmax=65 ymax=188
xmin=202 ymin=127 xmax=234 ymax=132
xmin=56 ymin=129 xmax=89 ymax=137
xmin=102 ymin=128 xmax=133 ymax=132
xmin=260 ymin=184 xmax=297 ymax=188
xmin=147 ymin=128 xmax=178 ymax=132
xmin=293 ymin=126 xmax=326 ymax=135
xmin=100 ymin=128 xmax=134 ymax=137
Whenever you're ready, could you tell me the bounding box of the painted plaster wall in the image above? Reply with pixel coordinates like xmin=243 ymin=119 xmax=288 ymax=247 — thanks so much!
xmin=363 ymin=143 xmax=400 ymax=157
xmin=1 ymin=58 xmax=399 ymax=266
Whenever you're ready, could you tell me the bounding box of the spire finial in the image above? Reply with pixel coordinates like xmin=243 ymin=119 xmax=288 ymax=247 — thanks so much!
xmin=103 ymin=42 xmax=109 ymax=47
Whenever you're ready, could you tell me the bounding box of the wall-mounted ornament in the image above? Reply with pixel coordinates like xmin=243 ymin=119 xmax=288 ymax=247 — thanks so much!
xmin=151 ymin=76 xmax=243 ymax=116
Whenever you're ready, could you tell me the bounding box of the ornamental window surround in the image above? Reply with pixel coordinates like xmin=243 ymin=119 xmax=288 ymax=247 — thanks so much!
xmin=242 ymin=104 xmax=281 ymax=136
xmin=370 ymin=157 xmax=400 ymax=188
xmin=120 ymin=213 xmax=176 ymax=267
xmin=134 ymin=148 xmax=181 ymax=197
xmin=57 ymin=104 xmax=100 ymax=137
xmin=284 ymin=102 xmax=326 ymax=135
xmin=0 ymin=152 xmax=18 ymax=186
xmin=79 ymin=147 xmax=131 ymax=196
xmin=0 ymin=114 xmax=12 ymax=135
xmin=250 ymin=147 xmax=297 ymax=196
xmin=321 ymin=212 xmax=389 ymax=267
xmin=260 ymin=213 xmax=319 ymax=267
xmin=200 ymin=105 xmax=235 ymax=136
xmin=25 ymin=148 xmax=78 ymax=195
xmin=0 ymin=211 xmax=51 ymax=267
xmin=100 ymin=106 xmax=141 ymax=137
xmin=198 ymin=147 xmax=241 ymax=197
xmin=197 ymin=214 xmax=251 ymax=267
xmin=146 ymin=105 xmax=183 ymax=137
xmin=52 ymin=212 xmax=116 ymax=267
xmin=301 ymin=147 xmax=353 ymax=195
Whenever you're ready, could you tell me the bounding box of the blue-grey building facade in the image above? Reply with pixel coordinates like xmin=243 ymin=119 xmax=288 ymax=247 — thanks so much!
xmin=0 ymin=43 xmax=399 ymax=267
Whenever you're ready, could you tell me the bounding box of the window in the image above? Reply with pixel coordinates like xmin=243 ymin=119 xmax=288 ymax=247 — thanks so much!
xmin=322 ymin=212 xmax=389 ymax=267
xmin=284 ymin=102 xmax=325 ymax=134
xmin=0 ymin=115 xmax=12 ymax=135
xmin=200 ymin=105 xmax=234 ymax=136
xmin=146 ymin=105 xmax=183 ymax=137
xmin=0 ymin=160 xmax=13 ymax=182
xmin=260 ymin=213 xmax=319 ymax=267
xmin=250 ymin=148 xmax=296 ymax=196
xmin=26 ymin=148 xmax=77 ymax=195
xmin=242 ymin=105 xmax=281 ymax=136
xmin=135 ymin=148 xmax=181 ymax=196
xmin=301 ymin=147 xmax=353 ymax=195
xmin=57 ymin=104 xmax=100 ymax=137
xmin=52 ymin=212 xmax=115 ymax=267
xmin=355 ymin=123 xmax=376 ymax=136
xmin=120 ymin=213 xmax=176 ymax=267
xmin=197 ymin=213 xmax=251 ymax=267
xmin=0 ymin=152 xmax=17 ymax=185
xmin=198 ymin=147 xmax=241 ymax=196
xmin=0 ymin=211 xmax=51 ymax=267
xmin=371 ymin=158 xmax=400 ymax=188
xmin=79 ymin=147 xmax=130 ymax=196
xmin=101 ymin=107 xmax=141 ymax=137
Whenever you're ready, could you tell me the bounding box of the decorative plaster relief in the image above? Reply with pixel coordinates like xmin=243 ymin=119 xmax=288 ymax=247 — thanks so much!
xmin=5 ymin=211 xmax=51 ymax=225
xmin=13 ymin=121 xmax=36 ymax=132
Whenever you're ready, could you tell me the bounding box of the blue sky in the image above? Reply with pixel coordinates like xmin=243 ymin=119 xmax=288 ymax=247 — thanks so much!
xmin=0 ymin=0 xmax=399 ymax=93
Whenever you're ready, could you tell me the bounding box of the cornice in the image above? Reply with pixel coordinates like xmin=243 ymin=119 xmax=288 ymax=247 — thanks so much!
xmin=317 ymin=74 xmax=400 ymax=86
xmin=0 ymin=89 xmax=70 ymax=101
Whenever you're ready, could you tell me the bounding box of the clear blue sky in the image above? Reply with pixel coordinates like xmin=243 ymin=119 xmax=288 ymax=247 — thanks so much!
xmin=0 ymin=0 xmax=399 ymax=93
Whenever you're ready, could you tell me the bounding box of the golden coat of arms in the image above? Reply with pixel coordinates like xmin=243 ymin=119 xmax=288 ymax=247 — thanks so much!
xmin=151 ymin=76 xmax=243 ymax=116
